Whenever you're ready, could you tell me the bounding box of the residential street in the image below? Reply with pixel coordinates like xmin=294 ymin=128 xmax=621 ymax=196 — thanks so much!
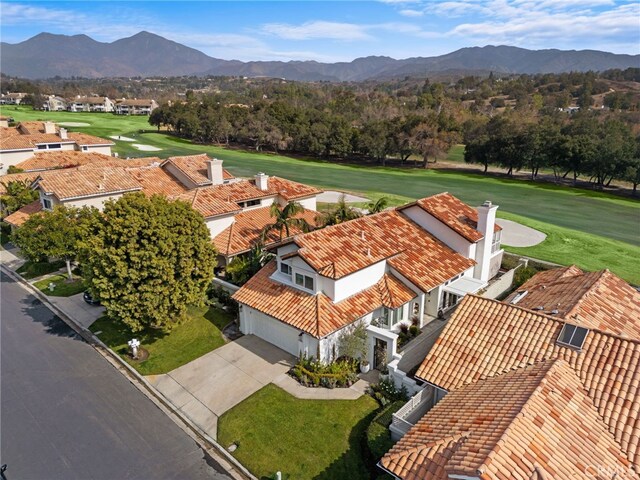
xmin=0 ymin=271 xmax=230 ymax=480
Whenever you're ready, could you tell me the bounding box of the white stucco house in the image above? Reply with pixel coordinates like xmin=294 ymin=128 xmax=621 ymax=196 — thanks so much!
xmin=67 ymin=96 xmax=115 ymax=113
xmin=114 ymin=99 xmax=158 ymax=115
xmin=0 ymin=121 xmax=114 ymax=175
xmin=233 ymin=193 xmax=503 ymax=365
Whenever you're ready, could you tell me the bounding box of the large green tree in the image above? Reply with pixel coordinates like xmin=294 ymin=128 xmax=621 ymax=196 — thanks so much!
xmin=261 ymin=201 xmax=311 ymax=242
xmin=1 ymin=180 xmax=39 ymax=216
xmin=82 ymin=193 xmax=216 ymax=332
xmin=11 ymin=205 xmax=98 ymax=279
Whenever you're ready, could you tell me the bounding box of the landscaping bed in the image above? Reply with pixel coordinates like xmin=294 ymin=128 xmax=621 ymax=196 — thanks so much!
xmin=16 ymin=259 xmax=65 ymax=279
xmin=218 ymin=384 xmax=378 ymax=480
xmin=89 ymin=305 xmax=232 ymax=375
xmin=33 ymin=274 xmax=85 ymax=297
xmin=290 ymin=357 xmax=359 ymax=388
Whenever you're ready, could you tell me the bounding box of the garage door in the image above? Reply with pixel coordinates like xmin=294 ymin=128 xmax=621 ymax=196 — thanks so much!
xmin=250 ymin=310 xmax=300 ymax=357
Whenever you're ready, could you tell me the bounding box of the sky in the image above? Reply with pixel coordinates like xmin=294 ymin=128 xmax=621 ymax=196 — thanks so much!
xmin=1 ymin=1 xmax=639 ymax=62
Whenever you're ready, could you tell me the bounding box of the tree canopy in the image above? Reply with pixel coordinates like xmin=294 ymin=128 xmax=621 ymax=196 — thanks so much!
xmin=82 ymin=193 xmax=216 ymax=332
xmin=0 ymin=180 xmax=39 ymax=216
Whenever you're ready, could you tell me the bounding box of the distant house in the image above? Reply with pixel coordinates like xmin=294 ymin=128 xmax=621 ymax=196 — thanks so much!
xmin=0 ymin=121 xmax=114 ymax=175
xmin=115 ymin=99 xmax=158 ymax=115
xmin=42 ymin=95 xmax=67 ymax=111
xmin=233 ymin=193 xmax=503 ymax=363
xmin=0 ymin=92 xmax=28 ymax=105
xmin=67 ymin=96 xmax=114 ymax=113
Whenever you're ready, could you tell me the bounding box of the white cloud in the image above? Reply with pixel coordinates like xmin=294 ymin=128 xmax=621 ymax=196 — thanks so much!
xmin=261 ymin=21 xmax=372 ymax=41
xmin=399 ymin=9 xmax=425 ymax=17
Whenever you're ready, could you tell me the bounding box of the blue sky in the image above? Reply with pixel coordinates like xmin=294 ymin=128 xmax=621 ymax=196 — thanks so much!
xmin=1 ymin=1 xmax=639 ymax=62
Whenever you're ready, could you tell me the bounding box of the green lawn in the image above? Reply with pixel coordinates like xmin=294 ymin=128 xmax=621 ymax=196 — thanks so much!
xmin=16 ymin=259 xmax=66 ymax=279
xmin=4 ymin=106 xmax=639 ymax=275
xmin=499 ymin=211 xmax=640 ymax=285
xmin=33 ymin=273 xmax=85 ymax=296
xmin=444 ymin=143 xmax=465 ymax=162
xmin=89 ymin=305 xmax=231 ymax=375
xmin=218 ymin=384 xmax=379 ymax=480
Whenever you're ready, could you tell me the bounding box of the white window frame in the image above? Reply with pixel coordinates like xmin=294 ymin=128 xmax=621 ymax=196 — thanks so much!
xmin=294 ymin=272 xmax=314 ymax=291
xmin=42 ymin=198 xmax=52 ymax=210
xmin=280 ymin=262 xmax=292 ymax=277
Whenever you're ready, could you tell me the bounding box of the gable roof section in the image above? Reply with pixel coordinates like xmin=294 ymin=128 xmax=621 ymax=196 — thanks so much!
xmin=294 ymin=209 xmax=475 ymax=290
xmin=382 ymin=360 xmax=636 ymax=480
xmin=3 ymin=200 xmax=43 ymax=227
xmin=0 ymin=124 xmax=114 ymax=151
xmin=261 ymin=176 xmax=323 ymax=201
xmin=506 ymin=265 xmax=640 ymax=338
xmin=171 ymin=188 xmax=242 ymax=218
xmin=35 ymin=166 xmax=142 ymax=200
xmin=126 ymin=165 xmax=188 ymax=197
xmin=213 ymin=205 xmax=318 ymax=257
xmin=233 ymin=261 xmax=416 ymax=338
xmin=415 ymin=294 xmax=640 ymax=469
xmin=0 ymin=172 xmax=40 ymax=194
xmin=400 ymin=192 xmax=500 ymax=242
xmin=15 ymin=151 xmax=157 ymax=172
xmin=162 ymin=154 xmax=214 ymax=186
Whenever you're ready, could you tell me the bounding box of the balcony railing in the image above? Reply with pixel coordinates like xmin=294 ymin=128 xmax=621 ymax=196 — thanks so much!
xmin=390 ymin=387 xmax=434 ymax=438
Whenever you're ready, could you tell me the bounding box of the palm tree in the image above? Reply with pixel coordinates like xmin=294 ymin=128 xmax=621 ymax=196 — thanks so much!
xmin=317 ymin=194 xmax=362 ymax=226
xmin=261 ymin=201 xmax=311 ymax=242
xmin=366 ymin=196 xmax=388 ymax=214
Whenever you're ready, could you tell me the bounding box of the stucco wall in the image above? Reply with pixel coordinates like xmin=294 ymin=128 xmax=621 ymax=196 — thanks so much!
xmin=0 ymin=150 xmax=35 ymax=175
xmin=85 ymin=145 xmax=113 ymax=155
xmin=206 ymin=214 xmax=235 ymax=239
xmin=65 ymin=192 xmax=126 ymax=210
xmin=401 ymin=205 xmax=473 ymax=256
xmin=297 ymin=196 xmax=317 ymax=211
xmin=163 ymin=162 xmax=198 ymax=189
xmin=332 ymin=260 xmax=386 ymax=302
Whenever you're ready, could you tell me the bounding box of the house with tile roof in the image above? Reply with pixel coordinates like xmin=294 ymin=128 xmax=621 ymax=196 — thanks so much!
xmin=42 ymin=95 xmax=67 ymax=112
xmin=232 ymin=194 xmax=503 ymax=364
xmin=67 ymin=96 xmax=114 ymax=113
xmin=384 ymin=292 xmax=640 ymax=476
xmin=114 ymin=99 xmax=158 ymax=115
xmin=0 ymin=121 xmax=114 ymax=175
xmin=0 ymin=92 xmax=27 ymax=105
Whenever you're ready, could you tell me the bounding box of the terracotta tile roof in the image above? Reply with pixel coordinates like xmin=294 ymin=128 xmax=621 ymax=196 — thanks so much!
xmin=126 ymin=165 xmax=188 ymax=197
xmin=16 ymin=121 xmax=53 ymax=134
xmin=171 ymin=189 xmax=242 ymax=218
xmin=66 ymin=132 xmax=114 ymax=146
xmin=506 ymin=265 xmax=640 ymax=338
xmin=400 ymin=192 xmax=500 ymax=242
xmin=163 ymin=154 xmax=214 ymax=186
xmin=36 ymin=166 xmax=141 ymax=200
xmin=0 ymin=124 xmax=113 ymax=151
xmin=233 ymin=261 xmax=416 ymax=338
xmin=14 ymin=151 xmax=156 ymax=172
xmin=293 ymin=209 xmax=475 ymax=290
xmin=0 ymin=132 xmax=73 ymax=151
xmin=117 ymin=99 xmax=155 ymax=106
xmin=0 ymin=172 xmax=40 ymax=194
xmin=3 ymin=200 xmax=42 ymax=227
xmin=262 ymin=176 xmax=323 ymax=201
xmin=382 ymin=360 xmax=636 ymax=480
xmin=213 ymin=206 xmax=318 ymax=257
xmin=415 ymin=295 xmax=640 ymax=469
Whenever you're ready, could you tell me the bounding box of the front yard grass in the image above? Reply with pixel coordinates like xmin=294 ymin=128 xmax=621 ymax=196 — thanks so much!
xmin=89 ymin=305 xmax=231 ymax=375
xmin=16 ymin=259 xmax=66 ymax=279
xmin=218 ymin=384 xmax=379 ymax=480
xmin=33 ymin=274 xmax=85 ymax=296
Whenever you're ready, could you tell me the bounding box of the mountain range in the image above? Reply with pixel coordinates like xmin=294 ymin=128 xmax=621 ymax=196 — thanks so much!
xmin=2 ymin=31 xmax=638 ymax=81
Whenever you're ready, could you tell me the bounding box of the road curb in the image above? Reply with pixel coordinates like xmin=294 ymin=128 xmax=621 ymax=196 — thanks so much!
xmin=1 ymin=265 xmax=256 ymax=480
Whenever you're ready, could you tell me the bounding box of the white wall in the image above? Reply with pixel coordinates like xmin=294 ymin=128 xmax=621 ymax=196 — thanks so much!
xmin=85 ymin=145 xmax=112 ymax=155
xmin=297 ymin=196 xmax=317 ymax=211
xmin=401 ymin=205 xmax=473 ymax=257
xmin=163 ymin=162 xmax=199 ymax=189
xmin=239 ymin=306 xmax=302 ymax=357
xmin=0 ymin=150 xmax=36 ymax=175
xmin=65 ymin=192 xmax=127 ymax=210
xmin=205 ymin=213 xmax=235 ymax=239
xmin=332 ymin=260 xmax=386 ymax=302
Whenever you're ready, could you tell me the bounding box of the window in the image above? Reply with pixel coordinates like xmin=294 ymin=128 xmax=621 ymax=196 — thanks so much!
xmin=48 ymin=143 xmax=61 ymax=150
xmin=491 ymin=230 xmax=501 ymax=254
xmin=295 ymin=273 xmax=314 ymax=291
xmin=381 ymin=306 xmax=405 ymax=328
xmin=238 ymin=199 xmax=260 ymax=208
xmin=280 ymin=262 xmax=292 ymax=276
xmin=37 ymin=144 xmax=47 ymax=150
xmin=42 ymin=198 xmax=52 ymax=210
xmin=82 ymin=146 xmax=88 ymax=151
xmin=557 ymin=323 xmax=589 ymax=350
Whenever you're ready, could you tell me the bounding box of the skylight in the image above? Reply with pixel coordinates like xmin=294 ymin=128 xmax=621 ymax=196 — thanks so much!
xmin=557 ymin=323 xmax=589 ymax=350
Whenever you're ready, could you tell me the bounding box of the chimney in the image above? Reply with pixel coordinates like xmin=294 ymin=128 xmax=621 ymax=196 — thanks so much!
xmin=43 ymin=121 xmax=56 ymax=134
xmin=255 ymin=172 xmax=269 ymax=191
xmin=59 ymin=128 xmax=68 ymax=140
xmin=474 ymin=200 xmax=499 ymax=282
xmin=206 ymin=157 xmax=224 ymax=185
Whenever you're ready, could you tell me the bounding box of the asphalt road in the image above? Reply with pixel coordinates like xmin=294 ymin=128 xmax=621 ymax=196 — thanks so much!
xmin=0 ymin=271 xmax=230 ymax=480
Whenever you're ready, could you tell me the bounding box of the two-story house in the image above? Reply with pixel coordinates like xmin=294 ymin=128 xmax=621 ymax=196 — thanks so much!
xmin=115 ymin=99 xmax=158 ymax=115
xmin=233 ymin=193 xmax=503 ymax=364
xmin=0 ymin=121 xmax=114 ymax=175
xmin=67 ymin=96 xmax=115 ymax=113
xmin=42 ymin=95 xmax=67 ymax=111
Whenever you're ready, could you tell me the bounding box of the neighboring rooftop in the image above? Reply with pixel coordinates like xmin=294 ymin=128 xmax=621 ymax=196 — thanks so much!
xmin=381 ymin=359 xmax=636 ymax=480
xmin=233 ymin=261 xmax=416 ymax=338
xmin=213 ymin=205 xmax=318 ymax=257
xmin=0 ymin=121 xmax=114 ymax=151
xmin=36 ymin=166 xmax=142 ymax=200
xmin=293 ymin=208 xmax=475 ymax=290
xmin=415 ymin=294 xmax=640 ymax=469
xmin=15 ymin=151 xmax=159 ymax=172
xmin=3 ymin=200 xmax=43 ymax=227
xmin=161 ymin=154 xmax=234 ymax=187
xmin=505 ymin=265 xmax=640 ymax=338
xmin=399 ymin=192 xmax=501 ymax=242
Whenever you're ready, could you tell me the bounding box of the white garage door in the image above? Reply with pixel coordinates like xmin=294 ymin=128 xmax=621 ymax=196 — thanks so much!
xmin=249 ymin=310 xmax=301 ymax=357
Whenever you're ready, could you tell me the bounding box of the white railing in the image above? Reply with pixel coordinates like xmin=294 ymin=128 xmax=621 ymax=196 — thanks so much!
xmin=394 ymin=388 xmax=427 ymax=419
xmin=390 ymin=388 xmax=434 ymax=439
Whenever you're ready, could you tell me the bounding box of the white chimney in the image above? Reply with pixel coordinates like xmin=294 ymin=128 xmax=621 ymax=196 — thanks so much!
xmin=43 ymin=121 xmax=56 ymax=134
xmin=255 ymin=172 xmax=269 ymax=191
xmin=474 ymin=200 xmax=499 ymax=282
xmin=59 ymin=127 xmax=68 ymax=140
xmin=206 ymin=158 xmax=224 ymax=185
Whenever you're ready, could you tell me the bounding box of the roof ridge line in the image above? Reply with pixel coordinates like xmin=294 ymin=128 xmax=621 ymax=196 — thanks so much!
xmin=383 ymin=431 xmax=468 ymax=464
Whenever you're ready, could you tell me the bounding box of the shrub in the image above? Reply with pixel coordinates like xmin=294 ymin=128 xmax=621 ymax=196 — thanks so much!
xmin=369 ymin=379 xmax=409 ymax=406
xmin=290 ymin=356 xmax=358 ymax=388
xmin=399 ymin=322 xmax=409 ymax=334
xmin=409 ymin=325 xmax=419 ymax=337
xmin=513 ymin=265 xmax=538 ymax=288
xmin=366 ymin=400 xmax=405 ymax=460
xmin=206 ymin=285 xmax=239 ymax=316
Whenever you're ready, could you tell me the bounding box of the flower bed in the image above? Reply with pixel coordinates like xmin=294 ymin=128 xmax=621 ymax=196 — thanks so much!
xmin=290 ymin=357 xmax=359 ymax=389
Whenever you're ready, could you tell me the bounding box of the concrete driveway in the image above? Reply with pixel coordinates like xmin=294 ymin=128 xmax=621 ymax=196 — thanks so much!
xmin=147 ymin=335 xmax=295 ymax=440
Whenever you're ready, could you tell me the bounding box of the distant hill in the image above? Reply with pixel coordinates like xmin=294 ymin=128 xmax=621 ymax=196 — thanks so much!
xmin=2 ymin=31 xmax=638 ymax=81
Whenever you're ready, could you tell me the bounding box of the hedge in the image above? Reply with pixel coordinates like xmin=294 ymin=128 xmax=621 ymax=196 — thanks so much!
xmin=366 ymin=400 xmax=405 ymax=460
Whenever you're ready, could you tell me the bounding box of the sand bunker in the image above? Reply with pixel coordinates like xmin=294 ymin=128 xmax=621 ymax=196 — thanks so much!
xmin=496 ymin=219 xmax=546 ymax=247
xmin=58 ymin=122 xmax=91 ymax=127
xmin=132 ymin=144 xmax=162 ymax=152
xmin=109 ymin=135 xmax=136 ymax=142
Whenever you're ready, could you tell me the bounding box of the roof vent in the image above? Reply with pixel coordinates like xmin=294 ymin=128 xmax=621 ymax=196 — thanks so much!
xmin=366 ymin=247 xmax=371 ymax=257
xmin=510 ymin=290 xmax=528 ymax=304
xmin=551 ymin=309 xmax=559 ymax=315
xmin=533 ymin=306 xmax=544 ymax=311
xmin=360 ymin=230 xmax=366 ymax=241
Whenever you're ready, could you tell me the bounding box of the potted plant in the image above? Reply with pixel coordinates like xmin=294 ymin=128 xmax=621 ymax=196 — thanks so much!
xmin=360 ymin=359 xmax=370 ymax=374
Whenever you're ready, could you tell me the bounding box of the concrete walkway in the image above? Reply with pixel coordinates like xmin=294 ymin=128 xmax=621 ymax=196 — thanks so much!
xmin=496 ymin=219 xmax=546 ymax=247
xmin=52 ymin=293 xmax=106 ymax=329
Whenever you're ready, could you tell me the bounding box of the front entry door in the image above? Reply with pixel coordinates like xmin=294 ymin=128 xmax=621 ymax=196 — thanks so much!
xmin=374 ymin=337 xmax=388 ymax=370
